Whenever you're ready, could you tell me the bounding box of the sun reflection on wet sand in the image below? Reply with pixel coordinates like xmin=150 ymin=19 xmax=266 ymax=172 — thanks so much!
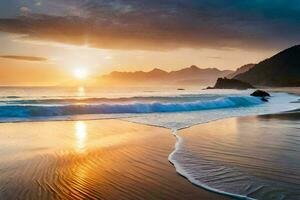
xmin=75 ymin=121 xmax=87 ymax=153
xmin=0 ymin=119 xmax=230 ymax=200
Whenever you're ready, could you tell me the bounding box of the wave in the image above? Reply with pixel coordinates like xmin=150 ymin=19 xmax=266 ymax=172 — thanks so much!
xmin=0 ymin=94 xmax=222 ymax=104
xmin=0 ymin=96 xmax=263 ymax=119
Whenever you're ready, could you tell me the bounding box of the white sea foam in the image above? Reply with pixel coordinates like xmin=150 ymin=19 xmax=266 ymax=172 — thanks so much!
xmin=125 ymin=92 xmax=299 ymax=129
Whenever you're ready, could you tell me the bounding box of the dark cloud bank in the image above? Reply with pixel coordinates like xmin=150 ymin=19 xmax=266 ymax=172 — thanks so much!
xmin=0 ymin=55 xmax=48 ymax=62
xmin=0 ymin=0 xmax=300 ymax=50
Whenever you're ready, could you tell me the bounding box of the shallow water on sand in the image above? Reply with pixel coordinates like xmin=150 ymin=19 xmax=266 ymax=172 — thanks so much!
xmin=172 ymin=114 xmax=300 ymax=200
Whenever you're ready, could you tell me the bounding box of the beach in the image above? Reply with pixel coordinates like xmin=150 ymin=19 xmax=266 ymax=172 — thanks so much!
xmin=0 ymin=119 xmax=230 ymax=200
xmin=0 ymin=87 xmax=299 ymax=200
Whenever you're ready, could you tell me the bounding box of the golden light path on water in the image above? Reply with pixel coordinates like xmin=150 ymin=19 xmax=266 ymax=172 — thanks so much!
xmin=77 ymin=86 xmax=86 ymax=97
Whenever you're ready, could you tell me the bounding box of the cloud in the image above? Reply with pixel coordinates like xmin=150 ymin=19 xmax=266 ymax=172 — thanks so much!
xmin=35 ymin=2 xmax=42 ymax=7
xmin=207 ymin=56 xmax=222 ymax=60
xmin=0 ymin=55 xmax=48 ymax=62
xmin=20 ymin=6 xmax=31 ymax=13
xmin=0 ymin=0 xmax=300 ymax=51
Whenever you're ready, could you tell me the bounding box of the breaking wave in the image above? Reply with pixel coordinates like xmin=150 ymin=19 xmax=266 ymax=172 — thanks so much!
xmin=0 ymin=96 xmax=263 ymax=119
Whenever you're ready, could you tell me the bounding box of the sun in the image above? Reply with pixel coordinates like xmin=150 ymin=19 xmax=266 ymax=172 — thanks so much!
xmin=73 ymin=68 xmax=88 ymax=80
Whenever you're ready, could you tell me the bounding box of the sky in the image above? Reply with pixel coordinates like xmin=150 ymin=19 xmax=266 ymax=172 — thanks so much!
xmin=0 ymin=0 xmax=299 ymax=85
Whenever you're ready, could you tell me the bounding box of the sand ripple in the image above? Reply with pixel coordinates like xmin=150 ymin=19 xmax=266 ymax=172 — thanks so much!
xmin=0 ymin=120 xmax=229 ymax=200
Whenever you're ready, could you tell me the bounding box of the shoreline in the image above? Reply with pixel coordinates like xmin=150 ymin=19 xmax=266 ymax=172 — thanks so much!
xmin=171 ymin=108 xmax=300 ymax=200
xmin=168 ymin=129 xmax=254 ymax=200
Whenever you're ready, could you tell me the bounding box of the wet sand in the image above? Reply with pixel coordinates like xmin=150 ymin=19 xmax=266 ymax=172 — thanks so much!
xmin=0 ymin=119 xmax=230 ymax=200
xmin=175 ymin=110 xmax=300 ymax=200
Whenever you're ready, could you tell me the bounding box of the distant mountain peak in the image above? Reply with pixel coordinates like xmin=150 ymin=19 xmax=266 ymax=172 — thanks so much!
xmin=189 ymin=65 xmax=199 ymax=70
xmin=149 ymin=68 xmax=167 ymax=73
xmin=226 ymin=63 xmax=255 ymax=79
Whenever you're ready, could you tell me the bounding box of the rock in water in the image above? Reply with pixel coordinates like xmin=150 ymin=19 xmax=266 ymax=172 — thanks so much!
xmin=261 ymin=97 xmax=269 ymax=102
xmin=251 ymin=90 xmax=271 ymax=97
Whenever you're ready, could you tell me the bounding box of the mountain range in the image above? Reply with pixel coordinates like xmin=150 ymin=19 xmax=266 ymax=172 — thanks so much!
xmin=97 ymin=44 xmax=300 ymax=87
xmin=99 ymin=65 xmax=233 ymax=86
